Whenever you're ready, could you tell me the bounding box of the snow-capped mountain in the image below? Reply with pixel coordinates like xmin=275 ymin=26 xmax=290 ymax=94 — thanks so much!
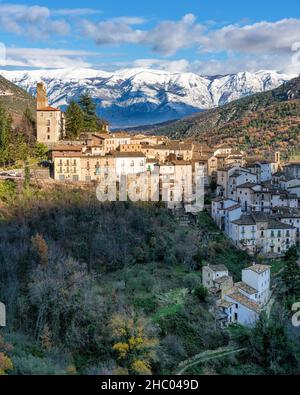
xmin=0 ymin=68 xmax=293 ymax=128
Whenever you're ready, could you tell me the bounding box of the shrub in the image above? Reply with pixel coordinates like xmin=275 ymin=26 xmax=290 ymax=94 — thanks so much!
xmin=194 ymin=285 xmax=208 ymax=302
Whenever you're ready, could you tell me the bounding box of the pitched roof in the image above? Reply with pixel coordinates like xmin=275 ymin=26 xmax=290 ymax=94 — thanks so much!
xmin=111 ymin=151 xmax=146 ymax=158
xmin=224 ymin=204 xmax=241 ymax=212
xmin=214 ymin=275 xmax=233 ymax=285
xmin=233 ymin=213 xmax=295 ymax=229
xmin=235 ymin=281 xmax=257 ymax=295
xmin=218 ymin=300 xmax=235 ymax=309
xmin=245 ymin=264 xmax=270 ymax=274
xmin=170 ymin=160 xmax=192 ymax=166
xmin=208 ymin=264 xmax=228 ymax=272
xmin=51 ymin=145 xmax=82 ymax=152
xmin=53 ymin=153 xmax=83 ymax=158
xmin=37 ymin=106 xmax=60 ymax=112
xmin=237 ymin=182 xmax=258 ymax=189
xmin=232 ymin=215 xmax=256 ymax=226
xmin=226 ymin=291 xmax=261 ymax=313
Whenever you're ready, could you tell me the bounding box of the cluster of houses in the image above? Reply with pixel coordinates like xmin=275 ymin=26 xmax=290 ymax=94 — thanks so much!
xmin=36 ymin=82 xmax=246 ymax=212
xmin=36 ymin=82 xmax=300 ymax=256
xmin=212 ymin=157 xmax=300 ymax=258
xmin=203 ymin=263 xmax=271 ymax=327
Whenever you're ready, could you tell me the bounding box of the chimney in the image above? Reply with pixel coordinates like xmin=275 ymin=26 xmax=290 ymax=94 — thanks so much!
xmin=36 ymin=82 xmax=48 ymax=110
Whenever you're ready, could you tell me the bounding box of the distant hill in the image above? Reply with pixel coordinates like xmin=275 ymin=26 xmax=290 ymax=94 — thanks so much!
xmin=0 ymin=75 xmax=35 ymax=126
xmin=138 ymin=75 xmax=300 ymax=157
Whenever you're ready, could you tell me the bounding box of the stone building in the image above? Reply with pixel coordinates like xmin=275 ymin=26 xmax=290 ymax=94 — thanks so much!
xmin=36 ymin=82 xmax=65 ymax=144
xmin=203 ymin=263 xmax=271 ymax=328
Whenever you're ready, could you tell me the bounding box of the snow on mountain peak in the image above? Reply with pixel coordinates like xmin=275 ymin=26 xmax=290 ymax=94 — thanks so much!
xmin=0 ymin=68 xmax=293 ymax=128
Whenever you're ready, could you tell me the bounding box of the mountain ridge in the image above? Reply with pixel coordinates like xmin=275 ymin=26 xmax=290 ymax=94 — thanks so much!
xmin=0 ymin=68 xmax=293 ymax=128
xmin=138 ymin=75 xmax=300 ymax=158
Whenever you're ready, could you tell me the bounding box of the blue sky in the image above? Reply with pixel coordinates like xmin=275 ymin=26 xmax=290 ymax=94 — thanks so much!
xmin=0 ymin=0 xmax=300 ymax=75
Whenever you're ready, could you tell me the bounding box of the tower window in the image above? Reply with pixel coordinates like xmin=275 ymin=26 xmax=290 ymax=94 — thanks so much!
xmin=47 ymin=135 xmax=50 ymax=140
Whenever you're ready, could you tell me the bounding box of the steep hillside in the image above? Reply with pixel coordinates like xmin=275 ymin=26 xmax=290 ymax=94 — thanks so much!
xmin=0 ymin=75 xmax=35 ymax=126
xmin=142 ymin=75 xmax=300 ymax=157
xmin=0 ymin=68 xmax=291 ymax=128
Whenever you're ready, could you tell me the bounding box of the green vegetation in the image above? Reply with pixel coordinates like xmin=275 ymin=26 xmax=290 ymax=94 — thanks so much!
xmin=0 ymin=185 xmax=232 ymax=375
xmin=0 ymin=76 xmax=35 ymax=127
xmin=65 ymin=94 xmax=108 ymax=138
xmin=0 ymin=184 xmax=299 ymax=376
xmin=139 ymin=75 xmax=300 ymax=158
xmin=0 ymin=104 xmax=45 ymax=168
xmin=65 ymin=100 xmax=85 ymax=139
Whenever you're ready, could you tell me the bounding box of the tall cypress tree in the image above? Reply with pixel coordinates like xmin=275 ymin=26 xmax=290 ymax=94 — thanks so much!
xmin=0 ymin=106 xmax=11 ymax=150
xmin=0 ymin=106 xmax=12 ymax=165
xmin=65 ymin=100 xmax=85 ymax=139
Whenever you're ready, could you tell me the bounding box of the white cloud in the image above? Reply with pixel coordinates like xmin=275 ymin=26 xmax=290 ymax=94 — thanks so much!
xmin=110 ymin=17 xmax=147 ymax=25
xmin=0 ymin=3 xmax=70 ymax=37
xmin=82 ymin=19 xmax=145 ymax=45
xmin=131 ymin=58 xmax=190 ymax=72
xmin=146 ymin=14 xmax=204 ymax=56
xmin=81 ymin=15 xmax=300 ymax=73
xmin=53 ymin=8 xmax=102 ymax=17
xmin=200 ymin=18 xmax=300 ymax=55
xmin=82 ymin=14 xmax=204 ymax=56
xmin=1 ymin=8 xmax=300 ymax=76
xmin=4 ymin=48 xmax=100 ymax=69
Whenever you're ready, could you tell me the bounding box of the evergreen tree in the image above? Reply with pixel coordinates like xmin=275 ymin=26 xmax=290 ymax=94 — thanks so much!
xmin=248 ymin=311 xmax=299 ymax=374
xmin=22 ymin=107 xmax=36 ymax=144
xmin=78 ymin=93 xmax=97 ymax=117
xmin=282 ymin=257 xmax=300 ymax=298
xmin=78 ymin=94 xmax=98 ymax=133
xmin=65 ymin=100 xmax=85 ymax=138
xmin=0 ymin=107 xmax=11 ymax=152
xmin=23 ymin=160 xmax=31 ymax=190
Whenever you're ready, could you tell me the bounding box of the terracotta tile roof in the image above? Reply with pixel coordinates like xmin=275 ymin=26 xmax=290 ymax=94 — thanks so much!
xmin=245 ymin=264 xmax=270 ymax=274
xmin=208 ymin=264 xmax=228 ymax=272
xmin=212 ymin=197 xmax=224 ymax=203
xmin=237 ymin=182 xmax=258 ymax=189
xmin=224 ymin=204 xmax=241 ymax=212
xmin=235 ymin=281 xmax=257 ymax=295
xmin=111 ymin=151 xmax=146 ymax=158
xmin=53 ymin=153 xmax=83 ymax=158
xmin=232 ymin=215 xmax=256 ymax=226
xmin=37 ymin=106 xmax=60 ymax=112
xmin=51 ymin=146 xmax=82 ymax=152
xmin=226 ymin=291 xmax=261 ymax=313
xmin=170 ymin=160 xmax=192 ymax=165
xmin=214 ymin=275 xmax=232 ymax=285
xmin=218 ymin=300 xmax=235 ymax=309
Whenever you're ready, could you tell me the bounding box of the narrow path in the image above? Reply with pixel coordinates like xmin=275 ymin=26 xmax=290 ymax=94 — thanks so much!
xmin=175 ymin=346 xmax=246 ymax=375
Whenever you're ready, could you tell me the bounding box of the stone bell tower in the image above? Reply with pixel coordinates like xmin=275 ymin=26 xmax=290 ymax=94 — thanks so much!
xmin=37 ymin=82 xmax=48 ymax=110
xmin=36 ymin=82 xmax=65 ymax=145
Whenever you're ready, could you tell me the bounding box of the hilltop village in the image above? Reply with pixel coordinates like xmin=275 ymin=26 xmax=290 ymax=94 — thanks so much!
xmin=32 ymin=82 xmax=300 ymax=262
xmin=1 ymin=81 xmax=300 ymax=376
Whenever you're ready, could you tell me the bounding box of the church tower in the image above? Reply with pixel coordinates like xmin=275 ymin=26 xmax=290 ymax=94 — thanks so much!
xmin=36 ymin=82 xmax=65 ymax=145
xmin=37 ymin=82 xmax=48 ymax=109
